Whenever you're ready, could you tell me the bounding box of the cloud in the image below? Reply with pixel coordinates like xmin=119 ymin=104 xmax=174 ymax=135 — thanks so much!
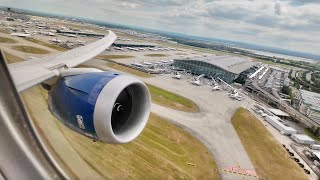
xmin=275 ymin=0 xmax=282 ymax=15
xmin=120 ymin=2 xmax=139 ymax=9
xmin=116 ymin=0 xmax=193 ymax=7
xmin=283 ymin=0 xmax=320 ymax=6
xmin=0 ymin=0 xmax=320 ymax=54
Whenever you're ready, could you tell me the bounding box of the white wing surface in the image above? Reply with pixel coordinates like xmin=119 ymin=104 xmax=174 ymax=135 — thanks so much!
xmin=7 ymin=30 xmax=117 ymax=92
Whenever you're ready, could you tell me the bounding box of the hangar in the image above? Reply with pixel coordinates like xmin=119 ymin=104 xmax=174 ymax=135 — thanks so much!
xmin=173 ymin=55 xmax=257 ymax=83
xmin=113 ymin=41 xmax=156 ymax=48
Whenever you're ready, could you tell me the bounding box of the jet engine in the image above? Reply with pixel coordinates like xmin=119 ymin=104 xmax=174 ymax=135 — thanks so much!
xmin=48 ymin=71 xmax=151 ymax=144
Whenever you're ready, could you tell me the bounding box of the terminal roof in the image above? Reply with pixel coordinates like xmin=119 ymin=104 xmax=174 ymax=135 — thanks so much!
xmin=300 ymin=90 xmax=320 ymax=108
xmin=176 ymin=55 xmax=257 ymax=74
xmin=268 ymin=108 xmax=290 ymax=117
xmin=292 ymin=134 xmax=314 ymax=141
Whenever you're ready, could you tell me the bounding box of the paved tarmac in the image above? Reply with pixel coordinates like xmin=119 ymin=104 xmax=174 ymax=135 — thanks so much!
xmin=143 ymin=75 xmax=256 ymax=179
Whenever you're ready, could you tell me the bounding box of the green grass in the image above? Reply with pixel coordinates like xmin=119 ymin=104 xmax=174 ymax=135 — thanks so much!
xmin=25 ymin=38 xmax=66 ymax=51
xmin=106 ymin=62 xmax=153 ymax=78
xmin=146 ymin=83 xmax=199 ymax=112
xmin=3 ymin=51 xmax=24 ymax=64
xmin=22 ymin=86 xmax=219 ymax=179
xmin=62 ymin=113 xmax=220 ymax=179
xmin=97 ymin=55 xmax=135 ymax=59
xmin=252 ymin=58 xmax=298 ymax=69
xmin=0 ymin=36 xmax=18 ymax=43
xmin=304 ymin=128 xmax=320 ymax=142
xmin=156 ymin=41 xmax=224 ymax=55
xmin=231 ymin=108 xmax=307 ymax=180
xmin=11 ymin=45 xmax=50 ymax=54
xmin=144 ymin=54 xmax=168 ymax=57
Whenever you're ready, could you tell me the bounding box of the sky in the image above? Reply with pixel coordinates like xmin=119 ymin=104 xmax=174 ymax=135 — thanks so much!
xmin=0 ymin=0 xmax=320 ymax=54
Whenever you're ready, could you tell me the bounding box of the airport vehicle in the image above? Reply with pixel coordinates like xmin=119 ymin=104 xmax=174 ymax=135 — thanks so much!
xmin=41 ymin=31 xmax=55 ymax=36
xmin=154 ymin=61 xmax=162 ymax=65
xmin=172 ymin=71 xmax=182 ymax=79
xmin=76 ymin=40 xmax=86 ymax=45
xmin=191 ymin=74 xmax=204 ymax=86
xmin=131 ymin=62 xmax=144 ymax=67
xmin=23 ymin=30 xmax=30 ymax=34
xmin=126 ymin=47 xmax=139 ymax=51
xmin=229 ymin=90 xmax=242 ymax=101
xmin=212 ymin=85 xmax=220 ymax=91
xmin=210 ymin=76 xmax=219 ymax=86
xmin=7 ymin=30 xmax=151 ymax=144
xmin=211 ymin=78 xmax=220 ymax=90
xmin=148 ymin=47 xmax=158 ymax=51
xmin=113 ymin=47 xmax=125 ymax=51
xmin=10 ymin=32 xmax=31 ymax=37
xmin=64 ymin=33 xmax=77 ymax=37
xmin=143 ymin=61 xmax=152 ymax=66
xmin=6 ymin=27 xmax=16 ymax=31
xmin=50 ymin=38 xmax=62 ymax=43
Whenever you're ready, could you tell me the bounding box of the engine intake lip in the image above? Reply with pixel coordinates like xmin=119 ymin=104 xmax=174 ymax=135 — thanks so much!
xmin=93 ymin=75 xmax=151 ymax=144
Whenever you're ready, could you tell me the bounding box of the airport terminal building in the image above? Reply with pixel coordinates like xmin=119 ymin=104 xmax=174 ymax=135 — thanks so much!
xmin=173 ymin=55 xmax=257 ymax=83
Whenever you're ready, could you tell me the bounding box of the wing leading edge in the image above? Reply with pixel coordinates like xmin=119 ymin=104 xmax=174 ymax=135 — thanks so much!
xmin=8 ymin=30 xmax=117 ymax=92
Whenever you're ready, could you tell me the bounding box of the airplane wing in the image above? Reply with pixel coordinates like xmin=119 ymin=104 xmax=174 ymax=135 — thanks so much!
xmin=7 ymin=30 xmax=117 ymax=92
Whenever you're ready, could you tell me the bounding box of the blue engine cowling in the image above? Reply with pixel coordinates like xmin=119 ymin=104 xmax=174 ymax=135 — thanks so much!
xmin=48 ymin=72 xmax=151 ymax=144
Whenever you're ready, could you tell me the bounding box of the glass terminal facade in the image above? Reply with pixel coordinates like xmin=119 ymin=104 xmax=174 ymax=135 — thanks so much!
xmin=173 ymin=59 xmax=237 ymax=83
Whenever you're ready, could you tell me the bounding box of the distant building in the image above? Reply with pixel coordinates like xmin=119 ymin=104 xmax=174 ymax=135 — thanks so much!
xmin=10 ymin=33 xmax=30 ymax=37
xmin=173 ymin=55 xmax=257 ymax=83
xmin=264 ymin=115 xmax=297 ymax=135
xmin=56 ymin=30 xmax=105 ymax=37
xmin=113 ymin=41 xmax=156 ymax=48
xmin=298 ymin=90 xmax=320 ymax=123
xmin=268 ymin=108 xmax=290 ymax=119
xmin=291 ymin=134 xmax=315 ymax=145
xmin=283 ymin=73 xmax=290 ymax=86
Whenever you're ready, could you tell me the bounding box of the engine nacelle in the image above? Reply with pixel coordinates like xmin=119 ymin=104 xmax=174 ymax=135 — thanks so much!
xmin=48 ymin=72 xmax=151 ymax=144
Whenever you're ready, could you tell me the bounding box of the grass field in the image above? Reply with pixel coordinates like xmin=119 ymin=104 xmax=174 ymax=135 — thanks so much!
xmin=0 ymin=36 xmax=18 ymax=43
xmin=97 ymin=55 xmax=135 ymax=59
xmin=251 ymin=58 xmax=297 ymax=69
xmin=304 ymin=128 xmax=320 ymax=142
xmin=25 ymin=38 xmax=66 ymax=51
xmin=12 ymin=45 xmax=50 ymax=54
xmin=231 ymin=108 xmax=307 ymax=180
xmin=61 ymin=113 xmax=219 ymax=179
xmin=22 ymin=86 xmax=219 ymax=179
xmin=0 ymin=28 xmax=10 ymax=34
xmin=146 ymin=83 xmax=199 ymax=112
xmin=155 ymin=41 xmax=225 ymax=55
xmin=106 ymin=62 xmax=153 ymax=78
xmin=144 ymin=54 xmax=168 ymax=57
xmin=3 ymin=51 xmax=24 ymax=63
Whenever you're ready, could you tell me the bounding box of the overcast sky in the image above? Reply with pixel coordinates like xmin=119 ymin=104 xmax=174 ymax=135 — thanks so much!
xmin=1 ymin=0 xmax=320 ymax=54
